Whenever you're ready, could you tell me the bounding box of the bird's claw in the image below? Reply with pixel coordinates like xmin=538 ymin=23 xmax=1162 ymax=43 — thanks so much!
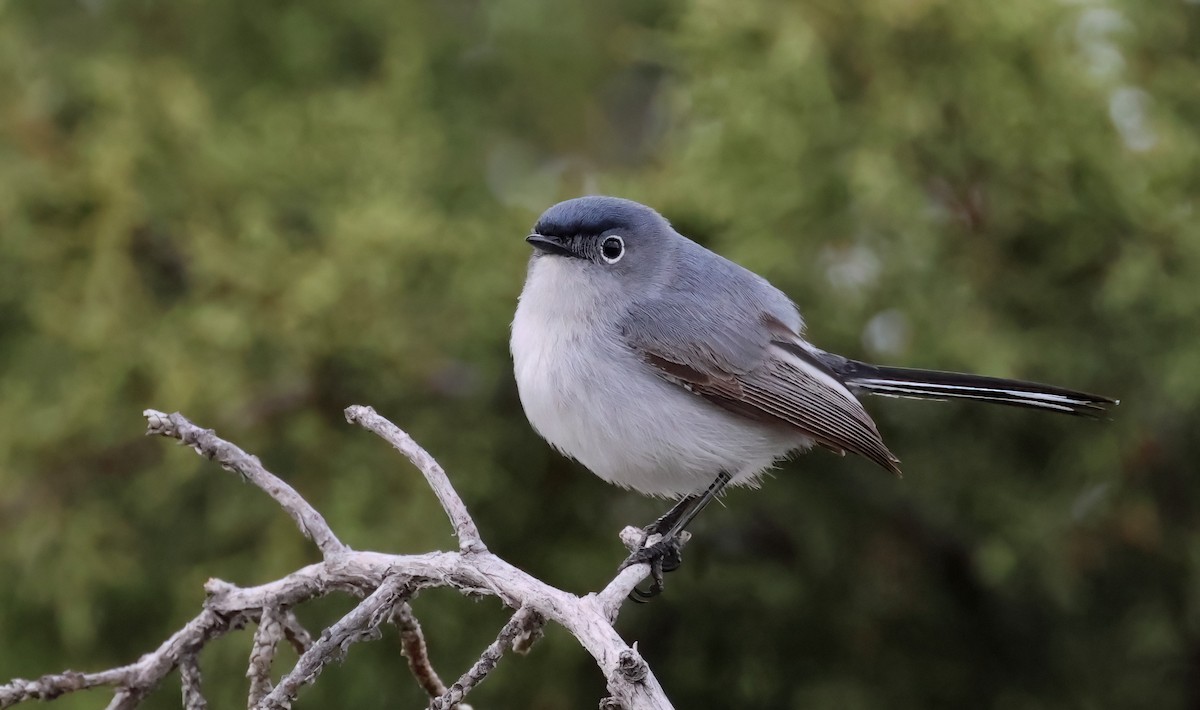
xmin=629 ymin=567 xmax=664 ymax=603
xmin=620 ymin=535 xmax=685 ymax=602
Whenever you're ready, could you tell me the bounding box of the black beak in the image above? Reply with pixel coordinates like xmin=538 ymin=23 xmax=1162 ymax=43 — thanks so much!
xmin=526 ymin=233 xmax=578 ymax=258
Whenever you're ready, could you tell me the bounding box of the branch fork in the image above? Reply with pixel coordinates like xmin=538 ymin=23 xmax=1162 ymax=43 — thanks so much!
xmin=0 ymin=406 xmax=675 ymax=710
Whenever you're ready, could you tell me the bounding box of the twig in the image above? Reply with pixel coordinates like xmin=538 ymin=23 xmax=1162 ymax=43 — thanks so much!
xmin=2 ymin=408 xmax=674 ymax=710
xmin=258 ymin=574 xmax=412 ymax=709
xmin=511 ymin=612 xmax=546 ymax=655
xmin=280 ymin=611 xmax=313 ymax=655
xmin=1 ymin=609 xmax=247 ymax=709
xmin=143 ymin=410 xmax=347 ymax=558
xmin=393 ymin=603 xmax=449 ymax=699
xmin=105 ymin=690 xmax=137 ymax=710
xmin=430 ymin=607 xmax=539 ymax=710
xmin=179 ymin=655 xmax=206 ymax=710
xmin=344 ymin=405 xmax=486 ymax=554
xmin=5 ymin=550 xmax=670 ymax=709
xmin=246 ymin=608 xmax=284 ymax=707
xmin=596 ymin=528 xmax=669 ymax=623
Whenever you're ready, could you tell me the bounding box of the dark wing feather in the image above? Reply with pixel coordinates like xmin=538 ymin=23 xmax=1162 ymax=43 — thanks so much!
xmin=619 ymin=238 xmax=900 ymax=474
xmin=639 ymin=347 xmax=901 ymax=475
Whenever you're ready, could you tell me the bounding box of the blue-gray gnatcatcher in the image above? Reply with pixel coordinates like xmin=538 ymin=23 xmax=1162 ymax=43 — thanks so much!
xmin=511 ymin=195 xmax=1116 ymax=599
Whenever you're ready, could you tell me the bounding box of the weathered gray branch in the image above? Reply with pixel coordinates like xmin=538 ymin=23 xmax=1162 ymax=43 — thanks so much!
xmin=430 ymin=607 xmax=539 ymax=710
xmin=261 ymin=573 xmax=413 ymax=709
xmin=0 ymin=608 xmax=248 ymax=710
xmin=143 ymin=410 xmax=347 ymax=557
xmin=196 ymin=550 xmax=672 ymax=708
xmin=344 ymin=405 xmax=486 ymax=554
xmin=178 ymin=655 xmax=206 ymax=710
xmin=279 ymin=611 xmax=313 ymax=656
xmin=393 ymin=603 xmax=456 ymax=704
xmin=0 ymin=408 xmax=675 ymax=710
xmin=246 ymin=608 xmax=283 ymax=708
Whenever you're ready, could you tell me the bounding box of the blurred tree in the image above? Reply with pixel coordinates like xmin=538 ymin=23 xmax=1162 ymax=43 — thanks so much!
xmin=1 ymin=0 xmax=1197 ymax=707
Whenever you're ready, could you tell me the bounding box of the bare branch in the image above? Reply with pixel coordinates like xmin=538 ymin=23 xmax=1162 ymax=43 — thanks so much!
xmin=344 ymin=405 xmax=486 ymax=554
xmin=393 ymin=603 xmax=449 ymax=700
xmin=6 ymin=552 xmax=670 ymax=709
xmin=511 ymin=612 xmax=546 ymax=655
xmin=143 ymin=410 xmax=347 ymax=558
xmin=246 ymin=608 xmax=284 ymax=708
xmin=0 ymin=674 xmax=89 ymax=709
xmin=280 ymin=611 xmax=313 ymax=655
xmin=105 ymin=690 xmax=137 ymax=710
xmin=596 ymin=528 xmax=669 ymax=623
xmin=5 ymin=408 xmax=675 ymax=710
xmin=179 ymin=655 xmax=207 ymax=710
xmin=201 ymin=549 xmax=672 ymax=708
xmin=1 ymin=609 xmax=246 ymax=710
xmin=431 ymin=607 xmax=540 ymax=710
xmin=258 ymin=574 xmax=412 ymax=710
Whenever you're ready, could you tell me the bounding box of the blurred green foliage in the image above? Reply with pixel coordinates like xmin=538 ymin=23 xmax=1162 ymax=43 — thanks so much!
xmin=1 ymin=0 xmax=1198 ymax=707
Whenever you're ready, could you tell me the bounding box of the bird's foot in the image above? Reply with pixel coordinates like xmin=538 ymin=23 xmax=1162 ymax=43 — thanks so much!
xmin=619 ymin=532 xmax=687 ymax=602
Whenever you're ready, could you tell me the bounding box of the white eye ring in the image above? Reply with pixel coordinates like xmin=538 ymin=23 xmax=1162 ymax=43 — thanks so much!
xmin=600 ymin=235 xmax=625 ymax=264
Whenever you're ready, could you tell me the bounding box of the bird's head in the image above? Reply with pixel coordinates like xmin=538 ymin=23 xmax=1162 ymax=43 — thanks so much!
xmin=526 ymin=196 xmax=675 ymax=281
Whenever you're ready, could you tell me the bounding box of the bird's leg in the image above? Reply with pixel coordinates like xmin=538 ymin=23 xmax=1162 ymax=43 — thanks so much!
xmin=622 ymin=471 xmax=733 ymax=602
xmin=659 ymin=470 xmax=732 ymax=540
xmin=641 ymin=494 xmax=700 ymax=540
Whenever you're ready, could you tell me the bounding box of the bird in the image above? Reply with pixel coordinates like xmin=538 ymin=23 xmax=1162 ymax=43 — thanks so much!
xmin=510 ymin=195 xmax=1116 ymax=599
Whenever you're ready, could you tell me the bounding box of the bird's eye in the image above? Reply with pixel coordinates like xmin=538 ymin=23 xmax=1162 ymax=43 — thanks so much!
xmin=600 ymin=236 xmax=625 ymax=264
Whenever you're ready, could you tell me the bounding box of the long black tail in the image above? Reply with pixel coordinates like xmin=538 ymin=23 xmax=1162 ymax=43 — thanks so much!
xmin=820 ymin=356 xmax=1117 ymax=418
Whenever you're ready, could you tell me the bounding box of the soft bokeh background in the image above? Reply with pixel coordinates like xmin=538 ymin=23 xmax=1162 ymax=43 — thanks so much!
xmin=2 ymin=0 xmax=1198 ymax=707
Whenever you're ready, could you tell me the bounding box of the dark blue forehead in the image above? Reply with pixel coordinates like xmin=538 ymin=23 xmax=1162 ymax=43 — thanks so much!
xmin=532 ymin=196 xmax=665 ymax=238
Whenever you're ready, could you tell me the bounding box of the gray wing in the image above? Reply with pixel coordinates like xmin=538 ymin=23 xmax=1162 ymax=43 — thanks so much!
xmin=619 ymin=245 xmax=900 ymax=474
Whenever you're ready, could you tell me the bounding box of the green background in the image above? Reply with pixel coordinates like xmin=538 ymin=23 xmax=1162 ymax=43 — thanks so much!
xmin=2 ymin=0 xmax=1197 ymax=707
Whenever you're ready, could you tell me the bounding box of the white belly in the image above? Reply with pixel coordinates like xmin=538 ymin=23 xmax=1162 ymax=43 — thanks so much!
xmin=511 ymin=258 xmax=805 ymax=497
